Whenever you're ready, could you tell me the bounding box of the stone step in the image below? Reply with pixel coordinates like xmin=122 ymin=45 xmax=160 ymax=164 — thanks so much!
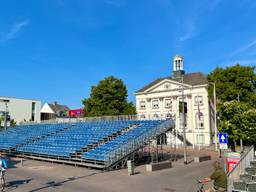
xmin=250 ymin=160 xmax=256 ymax=168
xmin=245 ymin=167 xmax=256 ymax=175
xmin=233 ymin=181 xmax=247 ymax=191
xmin=240 ymin=174 xmax=252 ymax=183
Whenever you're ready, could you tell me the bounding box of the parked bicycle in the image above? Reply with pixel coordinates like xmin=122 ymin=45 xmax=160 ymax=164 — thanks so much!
xmin=0 ymin=168 xmax=5 ymax=192
xmin=196 ymin=180 xmax=205 ymax=192
xmin=0 ymin=156 xmax=8 ymax=192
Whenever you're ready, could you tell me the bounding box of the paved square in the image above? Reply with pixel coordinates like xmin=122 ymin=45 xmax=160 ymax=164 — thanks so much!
xmin=4 ymin=153 xmax=218 ymax=192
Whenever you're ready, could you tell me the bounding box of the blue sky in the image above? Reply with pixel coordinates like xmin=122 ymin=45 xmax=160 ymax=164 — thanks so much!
xmin=0 ymin=0 xmax=256 ymax=108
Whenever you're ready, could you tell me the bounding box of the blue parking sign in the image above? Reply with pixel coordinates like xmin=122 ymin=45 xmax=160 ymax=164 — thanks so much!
xmin=219 ymin=132 xmax=228 ymax=144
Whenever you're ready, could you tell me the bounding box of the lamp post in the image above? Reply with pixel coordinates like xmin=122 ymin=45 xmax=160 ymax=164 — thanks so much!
xmin=209 ymin=82 xmax=218 ymax=151
xmin=181 ymin=75 xmax=187 ymax=164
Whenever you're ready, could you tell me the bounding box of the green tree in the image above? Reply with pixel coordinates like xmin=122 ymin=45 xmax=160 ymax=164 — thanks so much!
xmin=208 ymin=64 xmax=256 ymax=150
xmin=82 ymin=76 xmax=136 ymax=117
xmin=208 ymin=64 xmax=256 ymax=106
xmin=10 ymin=119 xmax=16 ymax=127
xmin=218 ymin=100 xmax=256 ymax=150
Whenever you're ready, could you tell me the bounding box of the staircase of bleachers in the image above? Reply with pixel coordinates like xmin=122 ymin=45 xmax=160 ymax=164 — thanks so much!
xmin=228 ymin=146 xmax=256 ymax=192
xmin=232 ymin=160 xmax=256 ymax=192
xmin=70 ymin=123 xmax=137 ymax=159
xmin=0 ymin=119 xmax=174 ymax=169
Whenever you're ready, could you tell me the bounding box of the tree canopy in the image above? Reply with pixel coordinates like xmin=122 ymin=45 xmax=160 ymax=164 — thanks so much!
xmin=207 ymin=64 xmax=256 ymax=106
xmin=218 ymin=100 xmax=256 ymax=144
xmin=82 ymin=76 xmax=136 ymax=117
xmin=208 ymin=64 xmax=256 ymax=147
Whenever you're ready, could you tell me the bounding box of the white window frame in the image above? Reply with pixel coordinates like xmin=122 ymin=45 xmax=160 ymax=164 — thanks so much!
xmin=196 ymin=134 xmax=205 ymax=144
xmin=166 ymin=113 xmax=172 ymax=118
xmin=195 ymin=96 xmax=203 ymax=105
xmin=139 ymin=101 xmax=146 ymax=110
xmin=165 ymin=98 xmax=172 ymax=109
xmin=153 ymin=113 xmax=159 ymax=118
xmin=140 ymin=114 xmax=146 ymax=119
xmin=152 ymin=99 xmax=159 ymax=109
xmin=195 ymin=113 xmax=204 ymax=129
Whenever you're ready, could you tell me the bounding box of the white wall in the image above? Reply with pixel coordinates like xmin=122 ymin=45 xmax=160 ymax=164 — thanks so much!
xmin=135 ymin=81 xmax=213 ymax=146
xmin=0 ymin=96 xmax=41 ymax=124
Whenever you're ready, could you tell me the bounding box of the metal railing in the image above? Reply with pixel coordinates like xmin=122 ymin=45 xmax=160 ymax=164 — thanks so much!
xmin=227 ymin=145 xmax=255 ymax=192
xmin=104 ymin=119 xmax=174 ymax=167
xmin=37 ymin=115 xmax=171 ymax=124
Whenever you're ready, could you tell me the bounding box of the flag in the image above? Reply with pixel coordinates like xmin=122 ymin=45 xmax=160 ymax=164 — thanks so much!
xmin=197 ymin=102 xmax=203 ymax=120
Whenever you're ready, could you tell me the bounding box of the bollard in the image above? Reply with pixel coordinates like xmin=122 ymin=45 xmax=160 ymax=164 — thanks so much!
xmin=127 ymin=160 xmax=134 ymax=176
xmin=20 ymin=159 xmax=23 ymax=167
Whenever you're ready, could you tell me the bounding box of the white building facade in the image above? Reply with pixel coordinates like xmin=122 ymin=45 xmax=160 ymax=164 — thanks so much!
xmin=135 ymin=55 xmax=215 ymax=146
xmin=0 ymin=96 xmax=41 ymax=125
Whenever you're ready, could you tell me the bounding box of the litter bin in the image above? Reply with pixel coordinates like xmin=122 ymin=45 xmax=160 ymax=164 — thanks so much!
xmin=127 ymin=160 xmax=134 ymax=176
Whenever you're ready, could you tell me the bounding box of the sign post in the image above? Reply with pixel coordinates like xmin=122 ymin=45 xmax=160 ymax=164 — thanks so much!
xmin=218 ymin=132 xmax=228 ymax=159
xmin=219 ymin=132 xmax=228 ymax=150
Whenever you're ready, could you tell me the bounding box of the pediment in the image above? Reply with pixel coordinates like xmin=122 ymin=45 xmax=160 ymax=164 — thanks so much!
xmin=144 ymin=79 xmax=191 ymax=93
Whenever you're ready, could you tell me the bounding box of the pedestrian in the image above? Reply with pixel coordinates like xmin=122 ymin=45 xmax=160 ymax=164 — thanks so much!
xmin=199 ymin=161 xmax=227 ymax=192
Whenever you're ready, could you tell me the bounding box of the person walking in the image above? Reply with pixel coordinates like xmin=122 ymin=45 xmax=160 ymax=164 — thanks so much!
xmin=0 ymin=156 xmax=7 ymax=171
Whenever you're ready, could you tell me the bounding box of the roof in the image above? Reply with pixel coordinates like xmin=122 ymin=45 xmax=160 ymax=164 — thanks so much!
xmin=48 ymin=103 xmax=70 ymax=114
xmin=136 ymin=72 xmax=208 ymax=93
xmin=41 ymin=103 xmax=55 ymax=114
xmin=0 ymin=96 xmax=40 ymax=102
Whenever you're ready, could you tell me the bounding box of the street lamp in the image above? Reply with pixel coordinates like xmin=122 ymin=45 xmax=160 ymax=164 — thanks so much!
xmin=209 ymin=82 xmax=218 ymax=151
xmin=180 ymin=75 xmax=187 ymax=164
xmin=0 ymin=99 xmax=10 ymax=131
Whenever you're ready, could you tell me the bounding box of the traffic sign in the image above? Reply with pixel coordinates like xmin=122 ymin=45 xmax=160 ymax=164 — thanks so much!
xmin=219 ymin=132 xmax=228 ymax=149
xmin=219 ymin=132 xmax=228 ymax=144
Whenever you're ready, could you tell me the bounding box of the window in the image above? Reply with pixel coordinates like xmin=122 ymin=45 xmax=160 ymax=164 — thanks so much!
xmin=196 ymin=134 xmax=205 ymax=144
xmin=32 ymin=102 xmax=36 ymax=111
xmin=195 ymin=112 xmax=204 ymax=129
xmin=165 ymin=99 xmax=172 ymax=109
xmin=139 ymin=101 xmax=146 ymax=110
xmin=31 ymin=102 xmax=36 ymax=121
xmin=166 ymin=113 xmax=172 ymax=119
xmin=153 ymin=113 xmax=159 ymax=118
xmin=195 ymin=96 xmax=203 ymax=105
xmin=152 ymin=100 xmax=159 ymax=109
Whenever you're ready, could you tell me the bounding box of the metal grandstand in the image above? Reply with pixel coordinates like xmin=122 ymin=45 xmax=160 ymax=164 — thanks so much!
xmin=0 ymin=117 xmax=174 ymax=169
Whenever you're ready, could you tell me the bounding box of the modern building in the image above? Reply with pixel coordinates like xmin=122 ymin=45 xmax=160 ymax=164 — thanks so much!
xmin=68 ymin=109 xmax=84 ymax=118
xmin=0 ymin=96 xmax=41 ymax=125
xmin=41 ymin=102 xmax=70 ymax=120
xmin=135 ymin=55 xmax=215 ymax=146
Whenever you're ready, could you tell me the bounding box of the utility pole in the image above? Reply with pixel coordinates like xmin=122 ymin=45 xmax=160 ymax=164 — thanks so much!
xmin=173 ymin=114 xmax=177 ymax=161
xmin=209 ymin=82 xmax=218 ymax=151
xmin=213 ymin=82 xmax=218 ymax=151
xmin=181 ymin=75 xmax=187 ymax=164
xmin=237 ymin=93 xmax=243 ymax=152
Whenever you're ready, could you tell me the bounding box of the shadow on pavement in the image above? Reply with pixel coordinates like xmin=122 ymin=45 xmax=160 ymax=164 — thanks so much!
xmin=27 ymin=172 xmax=99 ymax=192
xmin=5 ymin=179 xmax=33 ymax=191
